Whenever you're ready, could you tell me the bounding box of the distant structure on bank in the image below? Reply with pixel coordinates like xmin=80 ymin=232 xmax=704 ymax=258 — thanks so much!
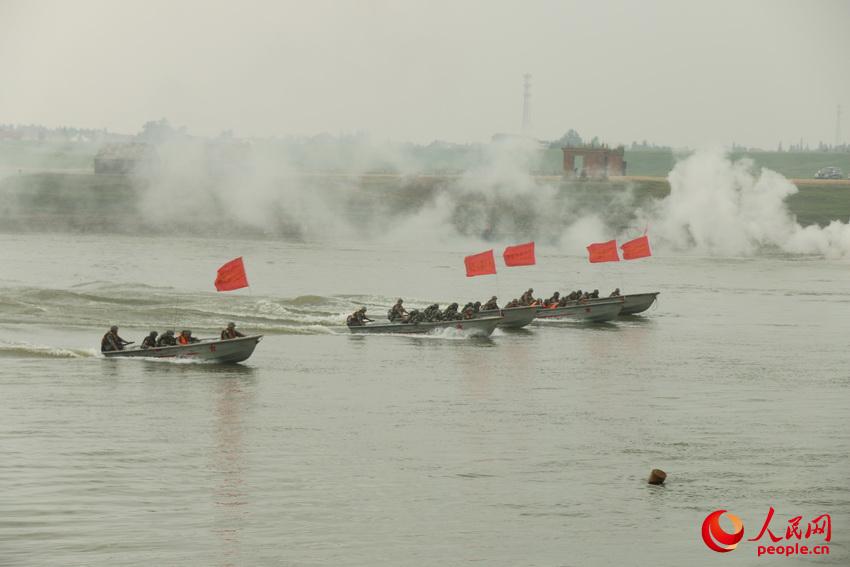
xmin=94 ymin=143 xmax=152 ymax=174
xmin=562 ymin=144 xmax=626 ymax=179
xmin=521 ymin=74 xmax=532 ymax=135
xmin=489 ymin=74 xmax=541 ymax=147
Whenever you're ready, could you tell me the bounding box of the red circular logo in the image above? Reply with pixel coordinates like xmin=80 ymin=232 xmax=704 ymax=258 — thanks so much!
xmin=702 ymin=510 xmax=744 ymax=553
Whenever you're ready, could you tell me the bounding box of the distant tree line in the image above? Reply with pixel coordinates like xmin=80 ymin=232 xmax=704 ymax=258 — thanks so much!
xmin=775 ymin=140 xmax=849 ymax=153
xmin=546 ymin=129 xmax=670 ymax=151
xmin=0 ymin=123 xmax=129 ymax=144
xmin=6 ymin=119 xmax=848 ymax=156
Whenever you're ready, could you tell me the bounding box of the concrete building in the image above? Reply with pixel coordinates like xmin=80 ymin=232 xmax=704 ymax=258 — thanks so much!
xmin=562 ymin=145 xmax=626 ymax=179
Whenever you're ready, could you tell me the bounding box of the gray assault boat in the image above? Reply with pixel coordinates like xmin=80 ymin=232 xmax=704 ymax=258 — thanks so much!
xmin=102 ymin=335 xmax=263 ymax=363
xmin=475 ymin=306 xmax=537 ymax=329
xmin=619 ymin=292 xmax=659 ymax=315
xmin=348 ymin=316 xmax=502 ymax=337
xmin=535 ymin=298 xmax=623 ymax=322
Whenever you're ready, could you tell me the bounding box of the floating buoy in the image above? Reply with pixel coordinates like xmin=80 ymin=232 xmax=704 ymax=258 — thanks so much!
xmin=648 ymin=469 xmax=667 ymax=485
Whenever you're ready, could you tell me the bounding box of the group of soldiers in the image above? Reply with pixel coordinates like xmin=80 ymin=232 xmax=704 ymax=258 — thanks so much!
xmin=345 ymin=288 xmax=623 ymax=327
xmin=389 ymin=298 xmax=489 ymax=324
xmin=346 ymin=298 xmax=487 ymax=327
xmin=100 ymin=322 xmax=246 ymax=352
xmin=502 ymin=287 xmax=620 ymax=309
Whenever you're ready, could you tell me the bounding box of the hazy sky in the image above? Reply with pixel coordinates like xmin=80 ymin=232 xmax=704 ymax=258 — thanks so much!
xmin=1 ymin=0 xmax=848 ymax=148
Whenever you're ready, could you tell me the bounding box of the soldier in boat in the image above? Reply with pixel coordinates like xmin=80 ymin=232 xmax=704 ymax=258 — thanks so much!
xmin=101 ymin=325 xmax=131 ymax=352
xmin=404 ymin=309 xmax=425 ymax=324
xmin=141 ymin=331 xmax=158 ymax=349
xmin=589 ymin=289 xmax=600 ymax=299
xmin=609 ymin=288 xmax=621 ymax=297
xmin=221 ymin=322 xmax=246 ymax=340
xmin=442 ymin=302 xmax=461 ymax=320
xmin=346 ymin=307 xmax=373 ymax=327
xmin=421 ymin=303 xmax=443 ymax=322
xmin=482 ymin=296 xmax=499 ymax=311
xmin=157 ymin=330 xmax=177 ymax=347
xmin=178 ymin=330 xmax=200 ymax=345
xmin=388 ymin=299 xmax=407 ymax=322
xmin=545 ymin=291 xmax=560 ymax=307
xmin=519 ymin=288 xmax=535 ymax=306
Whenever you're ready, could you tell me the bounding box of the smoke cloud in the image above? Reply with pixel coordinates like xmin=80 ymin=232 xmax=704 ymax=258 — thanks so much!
xmin=637 ymin=150 xmax=850 ymax=258
xmin=4 ymin=136 xmax=849 ymax=259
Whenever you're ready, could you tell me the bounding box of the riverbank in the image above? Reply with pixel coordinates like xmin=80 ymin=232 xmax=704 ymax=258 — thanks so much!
xmin=4 ymin=139 xmax=850 ymax=179
xmin=2 ymin=171 xmax=849 ymax=235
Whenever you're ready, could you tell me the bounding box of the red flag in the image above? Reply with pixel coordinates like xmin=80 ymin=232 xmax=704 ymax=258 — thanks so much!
xmin=503 ymin=241 xmax=536 ymax=267
xmin=464 ymin=250 xmax=497 ymax=277
xmin=215 ymin=257 xmax=249 ymax=291
xmin=621 ymin=235 xmax=652 ymax=260
xmin=586 ymin=240 xmax=620 ymax=263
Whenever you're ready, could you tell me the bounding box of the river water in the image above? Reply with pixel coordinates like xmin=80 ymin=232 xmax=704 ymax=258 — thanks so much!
xmin=1 ymin=233 xmax=848 ymax=566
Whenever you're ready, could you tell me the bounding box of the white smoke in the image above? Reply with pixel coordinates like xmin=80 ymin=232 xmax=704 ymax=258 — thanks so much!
xmin=637 ymin=149 xmax=850 ymax=258
xmin=378 ymin=137 xmax=607 ymax=251
xmin=122 ymin=137 xmax=850 ymax=259
xmin=135 ymin=139 xmax=360 ymax=241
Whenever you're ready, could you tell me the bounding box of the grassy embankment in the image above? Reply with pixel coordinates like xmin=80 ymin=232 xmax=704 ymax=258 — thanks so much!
xmin=6 ymin=139 xmax=850 ymax=178
xmin=539 ymin=148 xmax=850 ymax=179
xmin=544 ymin=149 xmax=850 ymax=226
xmin=3 ymin=170 xmax=848 ymax=234
xmin=1 ymin=143 xmax=849 ymax=231
xmin=0 ymin=172 xmax=139 ymax=232
xmin=623 ymin=150 xmax=850 ymax=226
xmin=0 ymin=140 xmax=98 ymax=172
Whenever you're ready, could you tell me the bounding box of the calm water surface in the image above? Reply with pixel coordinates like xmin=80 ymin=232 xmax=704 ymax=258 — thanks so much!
xmin=1 ymin=234 xmax=848 ymax=566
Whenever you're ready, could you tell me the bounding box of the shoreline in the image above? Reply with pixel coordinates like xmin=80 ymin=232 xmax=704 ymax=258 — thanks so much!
xmin=1 ymin=170 xmax=849 ymax=234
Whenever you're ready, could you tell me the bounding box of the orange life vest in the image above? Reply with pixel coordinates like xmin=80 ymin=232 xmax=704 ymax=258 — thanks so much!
xmin=178 ymin=335 xmax=189 ymax=345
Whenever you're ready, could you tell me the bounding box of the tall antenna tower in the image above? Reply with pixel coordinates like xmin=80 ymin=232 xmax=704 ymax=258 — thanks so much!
xmin=521 ymin=74 xmax=532 ymax=135
xmin=836 ymin=104 xmax=842 ymax=147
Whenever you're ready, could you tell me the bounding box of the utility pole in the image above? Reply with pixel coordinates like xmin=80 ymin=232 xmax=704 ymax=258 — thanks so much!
xmin=521 ymin=74 xmax=532 ymax=135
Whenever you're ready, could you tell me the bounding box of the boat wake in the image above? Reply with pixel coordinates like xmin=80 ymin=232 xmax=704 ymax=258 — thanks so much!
xmin=108 ymin=355 xmax=221 ymax=365
xmin=0 ymin=341 xmax=98 ymax=359
xmin=0 ymin=284 xmax=356 ymax=335
xmin=430 ymin=326 xmax=496 ymax=340
xmin=358 ymin=327 xmax=495 ymax=341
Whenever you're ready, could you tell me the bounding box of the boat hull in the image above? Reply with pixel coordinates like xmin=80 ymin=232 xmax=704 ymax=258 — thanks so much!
xmin=102 ymin=335 xmax=263 ymax=364
xmin=348 ymin=316 xmax=502 ymax=337
xmin=620 ymin=292 xmax=659 ymax=315
xmin=477 ymin=306 xmax=536 ymax=329
xmin=535 ymin=300 xmax=623 ymax=322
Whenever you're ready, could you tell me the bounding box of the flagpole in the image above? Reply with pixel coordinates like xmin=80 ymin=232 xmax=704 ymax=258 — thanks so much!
xmin=215 ymin=257 xmax=251 ymax=336
xmin=494 ymin=252 xmax=500 ymax=307
xmin=246 ymin=256 xmax=253 ymax=296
